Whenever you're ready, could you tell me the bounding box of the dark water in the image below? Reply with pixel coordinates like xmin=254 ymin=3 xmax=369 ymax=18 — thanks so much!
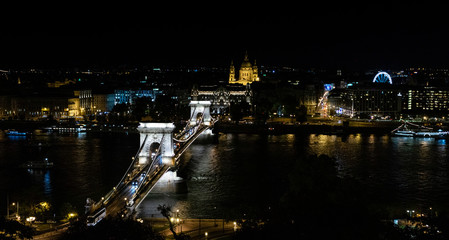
xmin=1 ymin=132 xmax=449 ymax=218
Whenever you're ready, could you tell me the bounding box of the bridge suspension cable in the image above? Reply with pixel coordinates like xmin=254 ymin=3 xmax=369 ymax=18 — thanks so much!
xmin=89 ymin=104 xmax=216 ymax=218
xmin=102 ymin=134 xmax=149 ymax=205
xmin=174 ymin=115 xmax=204 ymax=143
xmin=132 ymin=135 xmax=165 ymax=200
xmin=174 ymin=106 xmax=197 ymax=139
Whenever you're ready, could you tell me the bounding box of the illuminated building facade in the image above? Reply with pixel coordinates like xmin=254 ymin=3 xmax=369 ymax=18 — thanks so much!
xmin=402 ymin=87 xmax=449 ymax=115
xmin=191 ymin=84 xmax=252 ymax=114
xmin=229 ymin=52 xmax=260 ymax=85
xmin=328 ymin=83 xmax=449 ymax=118
xmin=114 ymin=89 xmax=163 ymax=105
xmin=79 ymin=90 xmax=115 ymax=115
xmin=8 ymin=95 xmax=68 ymax=119
xmin=328 ymin=86 xmax=402 ymax=118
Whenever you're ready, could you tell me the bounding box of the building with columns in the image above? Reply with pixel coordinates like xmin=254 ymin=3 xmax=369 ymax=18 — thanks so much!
xmin=191 ymin=84 xmax=252 ymax=115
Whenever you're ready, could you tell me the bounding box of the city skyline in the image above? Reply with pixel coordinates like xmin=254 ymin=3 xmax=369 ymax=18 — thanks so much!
xmin=1 ymin=3 xmax=449 ymax=69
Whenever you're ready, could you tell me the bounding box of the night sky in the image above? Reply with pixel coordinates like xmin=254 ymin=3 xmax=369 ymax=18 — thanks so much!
xmin=1 ymin=3 xmax=449 ymax=69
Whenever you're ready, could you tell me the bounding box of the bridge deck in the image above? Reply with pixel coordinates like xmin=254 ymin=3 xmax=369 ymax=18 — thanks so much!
xmin=87 ymin=121 xmax=213 ymax=220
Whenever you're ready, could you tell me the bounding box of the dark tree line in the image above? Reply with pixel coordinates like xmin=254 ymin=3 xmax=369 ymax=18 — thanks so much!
xmin=96 ymin=95 xmax=190 ymax=123
xmin=62 ymin=217 xmax=163 ymax=240
xmin=0 ymin=217 xmax=34 ymax=240
xmin=231 ymin=154 xmax=449 ymax=240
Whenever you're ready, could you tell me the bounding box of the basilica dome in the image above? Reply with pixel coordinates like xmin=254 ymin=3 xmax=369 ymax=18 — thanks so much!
xmin=241 ymin=59 xmax=252 ymax=68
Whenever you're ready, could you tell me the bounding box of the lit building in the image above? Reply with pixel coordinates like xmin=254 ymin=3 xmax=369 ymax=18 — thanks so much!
xmin=0 ymin=96 xmax=10 ymax=118
xmin=114 ymin=89 xmax=163 ymax=105
xmin=299 ymin=85 xmax=319 ymax=116
xmin=10 ymin=95 xmax=69 ymax=119
xmin=79 ymin=89 xmax=163 ymax=116
xmin=79 ymin=90 xmax=93 ymax=115
xmin=47 ymin=79 xmax=76 ymax=88
xmin=229 ymin=52 xmax=260 ymax=85
xmin=191 ymin=84 xmax=252 ymax=114
xmin=328 ymin=86 xmax=402 ymax=118
xmin=402 ymin=86 xmax=449 ymax=115
xmin=329 ymin=83 xmax=449 ymax=119
xmin=68 ymin=98 xmax=80 ymax=117
xmin=79 ymin=90 xmax=115 ymax=115
xmin=92 ymin=94 xmax=115 ymax=114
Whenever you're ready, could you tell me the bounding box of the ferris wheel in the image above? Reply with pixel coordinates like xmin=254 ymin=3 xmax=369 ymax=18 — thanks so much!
xmin=373 ymin=71 xmax=392 ymax=84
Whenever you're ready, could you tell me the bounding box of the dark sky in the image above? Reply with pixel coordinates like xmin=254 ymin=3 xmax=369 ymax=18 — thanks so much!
xmin=1 ymin=2 xmax=449 ymax=69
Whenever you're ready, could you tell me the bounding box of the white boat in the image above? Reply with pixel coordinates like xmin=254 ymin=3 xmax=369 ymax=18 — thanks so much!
xmin=20 ymin=157 xmax=53 ymax=169
xmin=414 ymin=130 xmax=449 ymax=138
xmin=391 ymin=122 xmax=449 ymax=138
xmin=392 ymin=130 xmax=415 ymax=137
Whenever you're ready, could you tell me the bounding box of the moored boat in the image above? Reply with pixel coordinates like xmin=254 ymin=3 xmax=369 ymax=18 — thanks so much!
xmin=5 ymin=129 xmax=30 ymax=136
xmin=392 ymin=130 xmax=415 ymax=137
xmin=391 ymin=122 xmax=449 ymax=138
xmin=20 ymin=158 xmax=53 ymax=169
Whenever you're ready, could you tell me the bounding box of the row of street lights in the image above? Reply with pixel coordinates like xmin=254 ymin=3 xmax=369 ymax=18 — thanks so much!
xmin=169 ymin=208 xmax=239 ymax=239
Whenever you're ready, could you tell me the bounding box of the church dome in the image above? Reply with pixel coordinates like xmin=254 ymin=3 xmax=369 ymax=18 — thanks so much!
xmin=241 ymin=59 xmax=252 ymax=68
xmin=240 ymin=51 xmax=252 ymax=68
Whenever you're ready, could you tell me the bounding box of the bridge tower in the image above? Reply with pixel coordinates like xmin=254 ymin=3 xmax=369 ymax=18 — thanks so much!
xmin=137 ymin=122 xmax=175 ymax=166
xmin=189 ymin=101 xmax=212 ymax=126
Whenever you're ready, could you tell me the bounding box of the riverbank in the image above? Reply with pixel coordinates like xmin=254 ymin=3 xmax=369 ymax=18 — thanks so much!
xmin=213 ymin=121 xmax=404 ymax=135
xmin=148 ymin=218 xmax=237 ymax=240
xmin=2 ymin=119 xmax=448 ymax=136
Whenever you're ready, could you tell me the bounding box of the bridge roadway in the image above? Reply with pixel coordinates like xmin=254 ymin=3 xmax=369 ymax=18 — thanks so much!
xmin=87 ymin=122 xmax=212 ymax=220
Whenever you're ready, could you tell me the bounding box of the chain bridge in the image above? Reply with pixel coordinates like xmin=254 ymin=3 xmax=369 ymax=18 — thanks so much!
xmin=85 ymin=101 xmax=215 ymax=225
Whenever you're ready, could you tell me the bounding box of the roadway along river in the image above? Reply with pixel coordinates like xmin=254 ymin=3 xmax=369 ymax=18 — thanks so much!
xmin=1 ymin=132 xmax=449 ymax=218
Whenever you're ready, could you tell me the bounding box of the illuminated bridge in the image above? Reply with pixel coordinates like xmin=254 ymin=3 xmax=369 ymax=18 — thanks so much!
xmin=85 ymin=101 xmax=215 ymax=224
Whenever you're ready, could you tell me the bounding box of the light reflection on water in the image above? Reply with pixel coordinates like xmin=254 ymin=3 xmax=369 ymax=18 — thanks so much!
xmin=1 ymin=132 xmax=449 ymax=218
xmin=306 ymin=134 xmax=449 ymax=210
xmin=138 ymin=133 xmax=449 ymax=218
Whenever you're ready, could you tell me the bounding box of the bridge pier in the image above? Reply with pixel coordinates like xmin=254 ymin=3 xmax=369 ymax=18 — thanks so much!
xmin=189 ymin=101 xmax=211 ymax=126
xmin=137 ymin=122 xmax=175 ymax=166
xmin=151 ymin=170 xmax=188 ymax=193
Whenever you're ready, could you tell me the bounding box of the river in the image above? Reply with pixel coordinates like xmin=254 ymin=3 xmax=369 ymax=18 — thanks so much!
xmin=1 ymin=132 xmax=448 ymax=219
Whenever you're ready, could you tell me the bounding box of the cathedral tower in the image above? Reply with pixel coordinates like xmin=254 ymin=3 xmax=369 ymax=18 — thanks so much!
xmin=229 ymin=60 xmax=236 ymax=83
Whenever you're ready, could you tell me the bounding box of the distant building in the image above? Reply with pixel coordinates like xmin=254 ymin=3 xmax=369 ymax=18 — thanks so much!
xmin=68 ymin=92 xmax=80 ymax=117
xmin=0 ymin=96 xmax=10 ymax=118
xmin=79 ymin=90 xmax=93 ymax=115
xmin=47 ymin=79 xmax=76 ymax=88
xmin=114 ymin=89 xmax=163 ymax=105
xmin=299 ymin=85 xmax=319 ymax=116
xmin=10 ymin=95 xmax=69 ymax=119
xmin=191 ymin=84 xmax=252 ymax=114
xmin=229 ymin=52 xmax=260 ymax=85
xmin=402 ymin=86 xmax=449 ymax=115
xmin=328 ymin=85 xmax=402 ymax=118
xmin=0 ymin=89 xmax=78 ymax=120
xmin=93 ymin=94 xmax=115 ymax=114
xmin=79 ymin=90 xmax=115 ymax=115
xmin=78 ymin=88 xmax=164 ymax=116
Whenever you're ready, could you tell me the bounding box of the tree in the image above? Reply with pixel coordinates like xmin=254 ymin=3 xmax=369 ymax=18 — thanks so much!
xmin=230 ymin=102 xmax=250 ymax=123
xmin=157 ymin=204 xmax=190 ymax=240
xmin=63 ymin=217 xmax=163 ymax=240
xmin=33 ymin=202 xmax=52 ymax=221
xmin=234 ymin=154 xmax=391 ymax=240
xmin=111 ymin=103 xmax=129 ymax=114
xmin=151 ymin=95 xmax=178 ymax=122
xmin=253 ymin=97 xmax=272 ymax=124
xmin=295 ymin=105 xmax=308 ymax=123
xmin=0 ymin=216 xmax=34 ymax=240
xmin=133 ymin=97 xmax=153 ymax=121
xmin=110 ymin=103 xmax=130 ymax=123
xmin=59 ymin=202 xmax=78 ymax=220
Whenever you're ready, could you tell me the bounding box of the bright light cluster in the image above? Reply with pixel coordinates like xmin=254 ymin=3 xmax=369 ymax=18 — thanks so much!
xmin=373 ymin=71 xmax=392 ymax=84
